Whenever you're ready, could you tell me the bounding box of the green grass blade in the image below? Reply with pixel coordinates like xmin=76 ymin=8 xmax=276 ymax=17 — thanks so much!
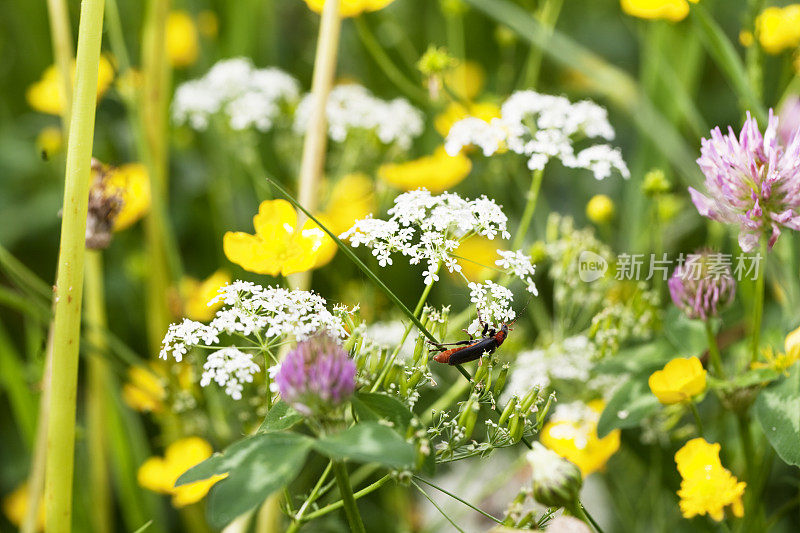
xmin=690 ymin=5 xmax=767 ymax=123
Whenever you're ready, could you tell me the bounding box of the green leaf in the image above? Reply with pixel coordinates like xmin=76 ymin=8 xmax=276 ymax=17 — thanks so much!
xmin=597 ymin=377 xmax=661 ymax=438
xmin=258 ymin=401 xmax=304 ymax=432
xmin=314 ymin=422 xmax=416 ymax=468
xmin=176 ymin=433 xmax=313 ymax=528
xmin=594 ymin=340 xmax=674 ymax=376
xmin=755 ymin=366 xmax=800 ymax=467
xmin=351 ymin=392 xmax=414 ymax=432
xmin=663 ymin=308 xmax=707 ymax=356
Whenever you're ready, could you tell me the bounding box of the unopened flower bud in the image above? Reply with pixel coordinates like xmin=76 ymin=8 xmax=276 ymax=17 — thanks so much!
xmin=458 ymin=393 xmax=479 ymax=439
xmin=493 ymin=363 xmax=509 ymax=396
xmin=586 ymin=194 xmax=615 ymax=225
xmin=642 ymin=168 xmax=671 ymax=196
xmin=528 ymin=442 xmax=583 ymax=509
xmin=473 ymin=355 xmax=491 ymax=382
xmin=498 ymin=397 xmax=517 ymax=426
xmin=669 ymin=249 xmax=736 ymax=320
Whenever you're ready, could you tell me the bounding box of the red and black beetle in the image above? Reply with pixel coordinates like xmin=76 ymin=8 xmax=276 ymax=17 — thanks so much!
xmin=430 ymin=320 xmax=511 ymax=365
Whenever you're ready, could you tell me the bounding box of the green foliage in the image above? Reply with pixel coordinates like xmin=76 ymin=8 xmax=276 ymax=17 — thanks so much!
xmin=351 ymin=392 xmax=414 ymax=432
xmin=258 ymin=400 xmax=304 ymax=432
xmin=755 ymin=366 xmax=800 ymax=467
xmin=597 ymin=377 xmax=661 ymax=438
xmin=313 ymin=422 xmax=416 ymax=469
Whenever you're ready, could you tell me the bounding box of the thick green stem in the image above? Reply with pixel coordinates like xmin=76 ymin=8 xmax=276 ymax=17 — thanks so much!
xmin=43 ymin=0 xmax=105 ymax=530
xmin=84 ymin=251 xmax=112 ymax=533
xmin=750 ymin=241 xmax=767 ymax=363
xmin=291 ymin=0 xmax=341 ymax=291
xmin=331 ymin=462 xmax=366 ymax=533
xmin=512 ymin=168 xmax=544 ymax=250
xmin=704 ymin=320 xmax=725 ymax=378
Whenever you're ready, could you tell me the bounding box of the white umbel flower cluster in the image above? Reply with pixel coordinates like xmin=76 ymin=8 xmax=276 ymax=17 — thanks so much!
xmin=341 ymin=189 xmax=511 ymax=286
xmin=445 ymin=90 xmax=630 ymax=180
xmin=294 ymin=84 xmax=424 ymax=149
xmin=467 ymin=281 xmax=516 ymax=335
xmin=200 ymin=347 xmax=260 ymax=400
xmin=160 ymin=281 xmax=345 ymax=362
xmin=496 ymin=249 xmax=538 ymax=295
xmin=501 ymin=335 xmax=597 ymax=403
xmin=172 ymin=58 xmax=300 ymax=132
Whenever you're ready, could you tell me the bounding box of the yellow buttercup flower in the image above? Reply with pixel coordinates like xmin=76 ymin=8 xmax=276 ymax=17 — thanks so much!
xmin=181 ymin=270 xmax=231 ymax=321
xmin=443 ymin=61 xmax=486 ymax=102
xmin=2 ymin=482 xmax=44 ymax=531
xmin=166 ymin=11 xmax=200 ymax=68
xmin=435 ymin=101 xmax=501 ymax=138
xmin=648 ymin=356 xmax=707 ymax=405
xmin=786 ymin=325 xmax=800 ymax=358
xmin=26 ymin=55 xmax=115 ymax=115
xmin=675 ymin=438 xmax=746 ymax=521
xmin=302 ymin=0 xmax=395 ymax=17
xmin=104 ymin=163 xmax=151 ymax=231
xmin=36 ymin=126 xmax=63 ymax=158
xmin=138 ymin=437 xmax=226 ymax=507
xmin=620 ymin=0 xmax=698 ymax=22
xmin=756 ymin=5 xmax=800 ymax=54
xmin=586 ymin=194 xmax=615 ymax=224
xmin=540 ymin=400 xmax=621 ymax=477
xmin=122 ymin=364 xmax=167 ymax=413
xmin=223 ymin=199 xmax=327 ymax=276
xmin=752 ymin=325 xmax=800 ymax=374
xmin=453 ymin=235 xmax=504 ymax=281
xmin=379 ymin=146 xmax=472 ymax=193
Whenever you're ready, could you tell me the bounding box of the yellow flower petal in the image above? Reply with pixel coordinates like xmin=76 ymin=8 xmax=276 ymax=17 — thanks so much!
xmin=757 ymin=5 xmax=800 ymax=54
xmin=674 ymin=438 xmax=746 ymax=521
xmin=785 ymin=325 xmax=800 ymax=358
xmin=620 ymin=0 xmax=698 ymax=22
xmin=324 ymin=173 xmax=376 ymax=235
xmin=223 ymin=232 xmax=284 ymax=276
xmin=26 ymin=56 xmax=115 ymax=115
xmin=182 ymin=270 xmax=230 ymax=321
xmin=137 ymin=457 xmax=173 ymax=494
xmin=122 ymin=364 xmax=166 ymax=413
xmin=648 ymin=356 xmax=707 ymax=405
xmin=167 ymin=11 xmax=200 ymax=68
xmin=434 ymin=101 xmax=501 ymax=138
xmin=36 ymin=126 xmax=63 ymax=158
xmin=253 ymin=199 xmax=298 ymax=241
xmin=2 ymin=482 xmax=45 ymax=531
xmin=453 ymin=236 xmax=503 ymax=282
xmin=443 ymin=60 xmax=485 ymax=102
xmin=303 ymin=0 xmax=395 ymax=17
xmin=104 ymin=163 xmax=151 ymax=231
xmin=540 ymin=400 xmax=620 ymax=477
xmin=379 ymin=146 xmax=472 ymax=193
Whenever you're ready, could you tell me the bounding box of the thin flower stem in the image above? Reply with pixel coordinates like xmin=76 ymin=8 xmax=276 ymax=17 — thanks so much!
xmin=84 ymin=251 xmax=112 ymax=533
xmin=46 ymin=0 xmax=74 ymax=131
xmin=521 ymin=0 xmax=564 ymax=89
xmin=704 ymin=320 xmax=725 ymax=378
xmin=412 ymin=475 xmax=504 ymax=525
xmin=512 ymin=168 xmax=544 ymax=250
xmin=291 ymin=461 xmax=333 ymax=527
xmin=688 ymin=401 xmax=704 ymax=438
xmin=577 ymin=501 xmax=605 ymax=533
xmin=331 ymin=462 xmax=366 ymax=532
xmin=292 ymin=0 xmax=342 ymax=291
xmin=353 ymin=16 xmax=428 ymax=105
xmin=43 ymin=0 xmax=106 ymax=530
xmin=737 ymin=413 xmax=755 ymax=484
xmin=370 ymin=265 xmax=439 ymax=393
xmin=302 ymin=474 xmax=391 ymax=521
xmin=410 ymin=479 xmax=465 ymax=533
xmin=750 ymin=242 xmax=767 ymax=363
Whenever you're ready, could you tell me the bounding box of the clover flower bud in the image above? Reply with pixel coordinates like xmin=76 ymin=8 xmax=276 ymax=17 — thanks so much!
xmin=668 ymin=250 xmax=736 ymax=320
xmin=528 ymin=442 xmax=583 ymax=509
xmin=274 ymin=334 xmax=356 ymax=416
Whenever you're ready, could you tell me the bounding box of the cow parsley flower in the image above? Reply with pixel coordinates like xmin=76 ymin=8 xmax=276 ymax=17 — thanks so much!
xmin=294 ymin=84 xmax=423 ymax=149
xmin=341 ymin=189 xmax=511 ymax=286
xmin=200 ymin=347 xmax=260 ymax=400
xmin=691 ymin=110 xmax=800 ymax=251
xmin=495 ymin=249 xmax=538 ymax=295
xmin=467 ymin=281 xmax=515 ymax=335
xmin=172 ymin=58 xmax=300 ymax=132
xmin=445 ymin=90 xmax=630 ymax=180
xmin=160 ymin=282 xmax=345 ymax=361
